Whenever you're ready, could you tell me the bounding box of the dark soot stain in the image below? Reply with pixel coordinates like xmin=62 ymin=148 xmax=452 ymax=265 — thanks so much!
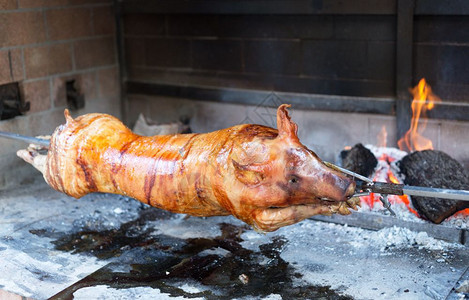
xmin=32 ymin=208 xmax=352 ymax=300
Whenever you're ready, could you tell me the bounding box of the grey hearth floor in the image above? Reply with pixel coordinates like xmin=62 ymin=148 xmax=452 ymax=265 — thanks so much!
xmin=0 ymin=181 xmax=468 ymax=300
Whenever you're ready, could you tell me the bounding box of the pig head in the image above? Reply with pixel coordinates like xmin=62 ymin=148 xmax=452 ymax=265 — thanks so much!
xmin=224 ymin=104 xmax=357 ymax=232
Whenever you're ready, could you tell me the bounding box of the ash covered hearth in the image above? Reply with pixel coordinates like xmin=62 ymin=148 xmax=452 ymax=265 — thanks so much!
xmin=1 ymin=183 xmax=468 ymax=300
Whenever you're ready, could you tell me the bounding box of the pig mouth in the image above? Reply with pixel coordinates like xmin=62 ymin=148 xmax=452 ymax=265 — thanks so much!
xmin=267 ymin=196 xmax=361 ymax=215
xmin=319 ymin=197 xmax=361 ymax=215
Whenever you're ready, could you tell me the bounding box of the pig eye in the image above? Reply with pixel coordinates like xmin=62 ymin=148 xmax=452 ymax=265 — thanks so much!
xmin=288 ymin=176 xmax=299 ymax=184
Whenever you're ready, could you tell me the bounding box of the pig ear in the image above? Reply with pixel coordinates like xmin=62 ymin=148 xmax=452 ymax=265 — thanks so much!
xmin=232 ymin=160 xmax=266 ymax=186
xmin=64 ymin=109 xmax=75 ymax=124
xmin=277 ymin=104 xmax=299 ymax=142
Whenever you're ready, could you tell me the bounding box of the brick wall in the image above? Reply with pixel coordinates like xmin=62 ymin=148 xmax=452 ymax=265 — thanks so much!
xmin=124 ymin=13 xmax=469 ymax=103
xmin=124 ymin=14 xmax=396 ymax=98
xmin=0 ymin=0 xmax=119 ymax=189
xmin=414 ymin=16 xmax=469 ymax=102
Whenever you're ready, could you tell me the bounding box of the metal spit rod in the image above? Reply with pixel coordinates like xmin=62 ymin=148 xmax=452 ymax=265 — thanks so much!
xmin=325 ymin=161 xmax=469 ymax=202
xmin=0 ymin=131 xmax=50 ymax=147
xmin=323 ymin=161 xmax=373 ymax=183
xmin=403 ymin=185 xmax=469 ymax=201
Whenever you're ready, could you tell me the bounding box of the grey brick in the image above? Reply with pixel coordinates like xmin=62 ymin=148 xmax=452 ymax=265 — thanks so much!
xmin=367 ymin=42 xmax=395 ymax=82
xmin=427 ymin=83 xmax=469 ymax=102
xmin=167 ymin=15 xmax=219 ymax=37
xmin=439 ymin=45 xmax=469 ymax=85
xmin=218 ymin=15 xmax=334 ymax=39
xmin=413 ymin=45 xmax=440 ymax=84
xmin=295 ymin=109 xmax=370 ymax=163
xmin=244 ymin=40 xmax=301 ymax=75
xmin=125 ymin=38 xmax=146 ymax=66
xmin=302 ymin=40 xmax=368 ymax=79
xmin=145 ymin=38 xmax=191 ymax=68
xmin=415 ymin=16 xmax=469 ymax=43
xmin=124 ymin=14 xmax=166 ymax=36
xmin=273 ymin=76 xmax=394 ymax=98
xmin=334 ymin=15 xmax=396 ymax=41
xmin=192 ymin=40 xmax=242 ymax=72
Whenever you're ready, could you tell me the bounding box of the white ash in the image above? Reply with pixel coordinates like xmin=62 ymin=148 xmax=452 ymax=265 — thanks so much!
xmin=73 ymin=285 xmax=204 ymax=300
xmin=0 ymin=243 xmax=107 ymax=299
xmin=260 ymin=294 xmax=283 ymax=300
xmin=365 ymin=144 xmax=408 ymax=162
xmin=346 ymin=225 xmax=463 ymax=251
xmin=113 ymin=207 xmax=124 ymax=214
xmin=164 ymin=278 xmax=222 ymax=297
xmin=178 ymin=282 xmax=208 ymax=294
xmin=441 ymin=213 xmax=469 ymax=229
xmin=358 ymin=199 xmax=426 ymax=224
xmin=300 ymin=221 xmax=462 ymax=252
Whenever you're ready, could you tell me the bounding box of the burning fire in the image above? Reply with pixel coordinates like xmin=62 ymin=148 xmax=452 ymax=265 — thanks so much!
xmin=360 ymin=148 xmax=419 ymax=217
xmin=359 ymin=79 xmax=468 ymax=219
xmin=397 ymin=78 xmax=440 ymax=152
xmin=360 ymin=123 xmax=419 ymax=215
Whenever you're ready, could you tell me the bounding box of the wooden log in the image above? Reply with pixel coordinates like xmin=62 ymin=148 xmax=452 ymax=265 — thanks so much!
xmin=398 ymin=150 xmax=469 ymax=223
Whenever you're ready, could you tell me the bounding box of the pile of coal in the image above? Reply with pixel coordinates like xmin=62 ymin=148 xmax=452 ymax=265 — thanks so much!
xmin=398 ymin=150 xmax=469 ymax=223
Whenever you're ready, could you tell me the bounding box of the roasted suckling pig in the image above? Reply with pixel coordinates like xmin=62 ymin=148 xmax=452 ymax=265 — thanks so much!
xmin=18 ymin=104 xmax=358 ymax=232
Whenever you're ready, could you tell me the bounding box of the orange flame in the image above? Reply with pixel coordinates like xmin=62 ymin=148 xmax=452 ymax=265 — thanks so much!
xmin=398 ymin=79 xmax=441 ymax=152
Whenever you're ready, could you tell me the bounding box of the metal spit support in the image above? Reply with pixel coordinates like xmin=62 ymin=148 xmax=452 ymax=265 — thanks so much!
xmin=402 ymin=185 xmax=469 ymax=201
xmin=0 ymin=131 xmax=50 ymax=147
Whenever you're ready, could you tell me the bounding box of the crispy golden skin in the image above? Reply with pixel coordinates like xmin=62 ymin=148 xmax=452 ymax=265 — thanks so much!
xmin=22 ymin=104 xmax=357 ymax=232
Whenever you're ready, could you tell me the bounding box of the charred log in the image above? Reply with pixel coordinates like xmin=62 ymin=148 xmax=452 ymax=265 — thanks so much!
xmin=398 ymin=150 xmax=469 ymax=223
xmin=340 ymin=143 xmax=378 ymax=178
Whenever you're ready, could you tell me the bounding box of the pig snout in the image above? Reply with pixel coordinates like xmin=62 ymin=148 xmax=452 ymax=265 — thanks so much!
xmin=314 ymin=165 xmax=356 ymax=201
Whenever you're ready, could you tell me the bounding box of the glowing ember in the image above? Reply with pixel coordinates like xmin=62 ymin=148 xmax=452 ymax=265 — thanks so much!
xmin=453 ymin=208 xmax=469 ymax=217
xmin=357 ymin=125 xmax=420 ymax=216
xmin=386 ymin=167 xmax=419 ymax=217
xmin=359 ymin=145 xmax=419 ymax=217
xmin=397 ymin=78 xmax=440 ymax=152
